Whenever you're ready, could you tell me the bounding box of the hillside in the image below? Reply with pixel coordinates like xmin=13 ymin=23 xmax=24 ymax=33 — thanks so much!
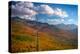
xmin=10 ymin=17 xmax=78 ymax=53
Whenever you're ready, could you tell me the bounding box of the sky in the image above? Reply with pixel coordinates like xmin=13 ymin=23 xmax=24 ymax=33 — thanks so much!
xmin=10 ymin=1 xmax=78 ymax=25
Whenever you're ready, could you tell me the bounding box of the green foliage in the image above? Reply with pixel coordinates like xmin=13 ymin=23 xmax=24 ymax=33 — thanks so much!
xmin=14 ymin=34 xmax=33 ymax=42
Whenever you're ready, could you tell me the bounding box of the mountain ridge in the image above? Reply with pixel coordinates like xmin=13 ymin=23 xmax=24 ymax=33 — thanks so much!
xmin=10 ymin=17 xmax=78 ymax=52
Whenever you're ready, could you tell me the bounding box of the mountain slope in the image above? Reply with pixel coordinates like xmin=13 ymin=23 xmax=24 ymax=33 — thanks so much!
xmin=10 ymin=17 xmax=78 ymax=53
xmin=55 ymin=23 xmax=77 ymax=30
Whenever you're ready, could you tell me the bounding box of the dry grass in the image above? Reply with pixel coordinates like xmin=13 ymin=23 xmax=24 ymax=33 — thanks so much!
xmin=10 ymin=20 xmax=77 ymax=53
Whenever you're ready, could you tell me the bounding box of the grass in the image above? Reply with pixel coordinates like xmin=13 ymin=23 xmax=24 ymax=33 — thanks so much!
xmin=14 ymin=34 xmax=33 ymax=42
xmin=10 ymin=19 xmax=78 ymax=53
xmin=11 ymin=34 xmax=37 ymax=53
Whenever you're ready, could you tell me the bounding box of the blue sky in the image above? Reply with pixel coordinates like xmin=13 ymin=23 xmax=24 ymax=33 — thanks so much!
xmin=33 ymin=2 xmax=78 ymax=25
xmin=11 ymin=1 xmax=78 ymax=25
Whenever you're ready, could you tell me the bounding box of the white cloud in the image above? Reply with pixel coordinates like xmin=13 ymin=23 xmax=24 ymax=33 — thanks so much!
xmin=34 ymin=6 xmax=68 ymax=18
xmin=35 ymin=5 xmax=54 ymax=15
xmin=15 ymin=1 xmax=34 ymax=8
xmin=40 ymin=5 xmax=54 ymax=14
xmin=47 ymin=19 xmax=62 ymax=25
xmin=60 ymin=19 xmax=64 ymax=22
xmin=54 ymin=8 xmax=68 ymax=18
xmin=68 ymin=19 xmax=73 ymax=22
xmin=19 ymin=15 xmax=36 ymax=20
xmin=11 ymin=2 xmax=37 ymax=20
xmin=11 ymin=1 xmax=69 ymax=22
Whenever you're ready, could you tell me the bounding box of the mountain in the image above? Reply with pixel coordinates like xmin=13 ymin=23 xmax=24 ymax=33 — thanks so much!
xmin=10 ymin=17 xmax=78 ymax=53
xmin=55 ymin=23 xmax=77 ymax=30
